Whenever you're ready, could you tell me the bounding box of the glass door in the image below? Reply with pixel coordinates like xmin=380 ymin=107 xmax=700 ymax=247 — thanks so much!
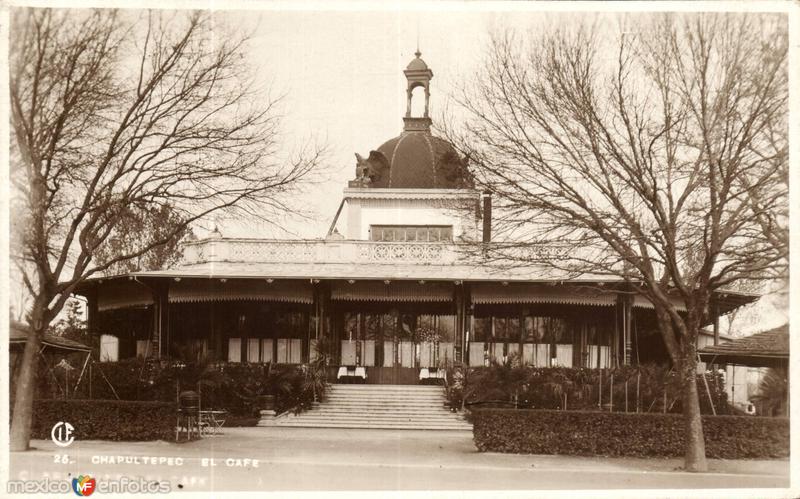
xmin=335 ymin=306 xmax=456 ymax=383
xmin=340 ymin=312 xmax=377 ymax=367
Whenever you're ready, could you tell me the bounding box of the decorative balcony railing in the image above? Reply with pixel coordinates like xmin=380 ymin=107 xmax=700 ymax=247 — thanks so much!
xmin=181 ymin=238 xmax=571 ymax=266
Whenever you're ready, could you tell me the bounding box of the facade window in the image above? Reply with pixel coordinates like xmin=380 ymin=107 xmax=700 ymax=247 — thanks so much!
xmin=228 ymin=338 xmax=242 ymax=363
xmin=370 ymin=225 xmax=453 ymax=242
xmin=273 ymin=311 xmax=306 ymax=364
xmin=470 ymin=311 xmax=579 ymax=368
xmin=100 ymin=334 xmax=119 ymax=362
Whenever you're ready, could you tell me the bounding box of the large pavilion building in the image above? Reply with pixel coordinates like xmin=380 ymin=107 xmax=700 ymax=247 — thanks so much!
xmin=75 ymin=52 xmax=757 ymax=385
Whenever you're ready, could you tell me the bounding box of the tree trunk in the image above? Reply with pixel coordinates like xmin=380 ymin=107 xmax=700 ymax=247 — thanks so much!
xmin=680 ymin=353 xmax=708 ymax=472
xmin=10 ymin=325 xmax=43 ymax=451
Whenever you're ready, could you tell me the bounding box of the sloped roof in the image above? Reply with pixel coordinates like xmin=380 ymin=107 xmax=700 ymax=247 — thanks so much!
xmin=10 ymin=321 xmax=92 ymax=353
xmin=698 ymin=324 xmax=789 ymax=368
xmin=83 ymin=262 xmax=754 ymax=307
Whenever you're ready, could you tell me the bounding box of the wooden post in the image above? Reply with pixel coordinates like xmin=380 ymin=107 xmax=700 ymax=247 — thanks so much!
xmin=321 ymin=281 xmax=331 ymax=353
xmin=455 ymin=283 xmax=465 ymax=364
xmin=636 ymin=373 xmax=640 ymax=413
xmin=623 ymin=297 xmax=632 ymax=365
xmin=613 ymin=297 xmax=621 ymax=367
xmin=625 ymin=380 xmax=628 ymax=412
xmin=86 ymin=286 xmax=99 ymax=345
xmin=149 ymin=279 xmax=170 ymax=360
xmin=702 ymin=372 xmax=716 ymax=416
xmin=598 ymin=369 xmax=603 ymax=409
xmin=609 ymin=374 xmax=614 ymax=412
xmin=663 ymin=389 xmax=667 ymax=414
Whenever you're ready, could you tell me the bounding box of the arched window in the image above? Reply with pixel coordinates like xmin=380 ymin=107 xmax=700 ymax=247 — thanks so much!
xmin=409 ymin=85 xmax=426 ymax=117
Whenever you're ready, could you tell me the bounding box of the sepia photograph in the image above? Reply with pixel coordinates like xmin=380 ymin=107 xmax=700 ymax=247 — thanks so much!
xmin=1 ymin=1 xmax=796 ymax=497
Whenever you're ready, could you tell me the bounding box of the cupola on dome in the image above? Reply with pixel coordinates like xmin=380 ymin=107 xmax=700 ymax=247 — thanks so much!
xmin=350 ymin=51 xmax=472 ymax=190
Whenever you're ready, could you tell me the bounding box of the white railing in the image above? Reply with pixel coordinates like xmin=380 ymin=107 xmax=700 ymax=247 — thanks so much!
xmin=181 ymin=238 xmax=571 ymax=266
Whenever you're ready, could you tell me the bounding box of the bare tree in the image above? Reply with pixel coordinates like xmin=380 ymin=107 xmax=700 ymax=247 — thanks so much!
xmin=445 ymin=13 xmax=787 ymax=471
xmin=9 ymin=8 xmax=323 ymax=451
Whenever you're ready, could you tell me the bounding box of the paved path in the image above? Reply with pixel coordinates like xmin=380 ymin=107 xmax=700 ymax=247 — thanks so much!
xmin=9 ymin=427 xmax=790 ymax=492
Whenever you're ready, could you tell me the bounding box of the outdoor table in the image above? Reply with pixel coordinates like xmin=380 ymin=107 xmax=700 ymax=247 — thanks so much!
xmin=337 ymin=366 xmax=367 ymax=380
xmin=419 ymin=368 xmax=447 ymax=382
xmin=199 ymin=410 xmax=227 ymax=436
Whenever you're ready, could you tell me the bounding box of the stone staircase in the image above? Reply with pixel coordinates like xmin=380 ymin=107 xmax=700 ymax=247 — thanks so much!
xmin=261 ymin=384 xmax=471 ymax=430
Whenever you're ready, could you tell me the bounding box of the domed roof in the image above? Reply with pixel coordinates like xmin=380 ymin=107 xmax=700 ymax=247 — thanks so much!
xmin=369 ymin=131 xmax=471 ymax=189
xmin=406 ymin=52 xmax=429 ymax=72
xmin=348 ymin=50 xmax=472 ymax=190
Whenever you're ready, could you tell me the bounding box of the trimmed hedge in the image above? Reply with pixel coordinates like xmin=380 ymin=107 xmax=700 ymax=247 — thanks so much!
xmin=453 ymin=364 xmax=728 ymax=415
xmin=472 ymin=409 xmax=789 ymax=459
xmin=31 ymin=400 xmax=176 ymax=441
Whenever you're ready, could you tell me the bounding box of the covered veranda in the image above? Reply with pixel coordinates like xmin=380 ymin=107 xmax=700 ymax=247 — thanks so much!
xmin=75 ymin=265 xmax=757 ymax=384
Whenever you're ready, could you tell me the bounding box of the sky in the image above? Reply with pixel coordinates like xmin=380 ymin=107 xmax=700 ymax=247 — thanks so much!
xmin=212 ymin=8 xmax=556 ymax=238
xmin=204 ymin=7 xmax=699 ymax=239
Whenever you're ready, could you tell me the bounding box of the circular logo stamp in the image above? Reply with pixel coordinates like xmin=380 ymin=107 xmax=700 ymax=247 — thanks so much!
xmin=51 ymin=421 xmax=75 ymax=447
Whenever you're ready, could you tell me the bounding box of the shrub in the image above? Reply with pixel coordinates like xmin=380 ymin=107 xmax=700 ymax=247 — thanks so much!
xmin=472 ymin=409 xmax=789 ymax=459
xmin=31 ymin=400 xmax=175 ymax=441
xmin=457 ymin=362 xmax=728 ymax=415
xmin=751 ymin=367 xmax=788 ymax=416
xmin=53 ymin=359 xmax=327 ymax=417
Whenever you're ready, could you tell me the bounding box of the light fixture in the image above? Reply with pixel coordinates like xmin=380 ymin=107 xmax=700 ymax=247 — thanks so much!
xmin=348 ymin=279 xmax=356 ymax=284
xmin=311 ymin=279 xmax=320 ymax=284
xmin=501 ymin=281 xmax=509 ymax=286
xmin=266 ymin=278 xmax=274 ymax=284
xmin=418 ymin=280 xmax=426 ymax=285
xmin=220 ymin=278 xmax=227 ymax=283
xmin=174 ymin=277 xmax=182 ymax=282
xmin=383 ymin=280 xmax=391 ymax=285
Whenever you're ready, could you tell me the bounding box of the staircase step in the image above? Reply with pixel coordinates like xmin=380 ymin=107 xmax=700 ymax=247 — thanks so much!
xmin=271 ymin=423 xmax=470 ymax=430
xmin=303 ymin=412 xmax=459 ymax=417
xmin=312 ymin=407 xmax=449 ymax=413
xmin=322 ymin=398 xmax=444 ymax=404
xmin=261 ymin=383 xmax=471 ymax=431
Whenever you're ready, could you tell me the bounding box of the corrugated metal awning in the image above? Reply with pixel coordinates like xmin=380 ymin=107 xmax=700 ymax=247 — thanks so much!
xmin=632 ymin=295 xmax=687 ymax=312
xmin=331 ymin=281 xmax=453 ymax=302
xmin=170 ymin=279 xmax=313 ymax=304
xmin=97 ymin=282 xmax=154 ymax=311
xmin=471 ymin=283 xmax=615 ymax=306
